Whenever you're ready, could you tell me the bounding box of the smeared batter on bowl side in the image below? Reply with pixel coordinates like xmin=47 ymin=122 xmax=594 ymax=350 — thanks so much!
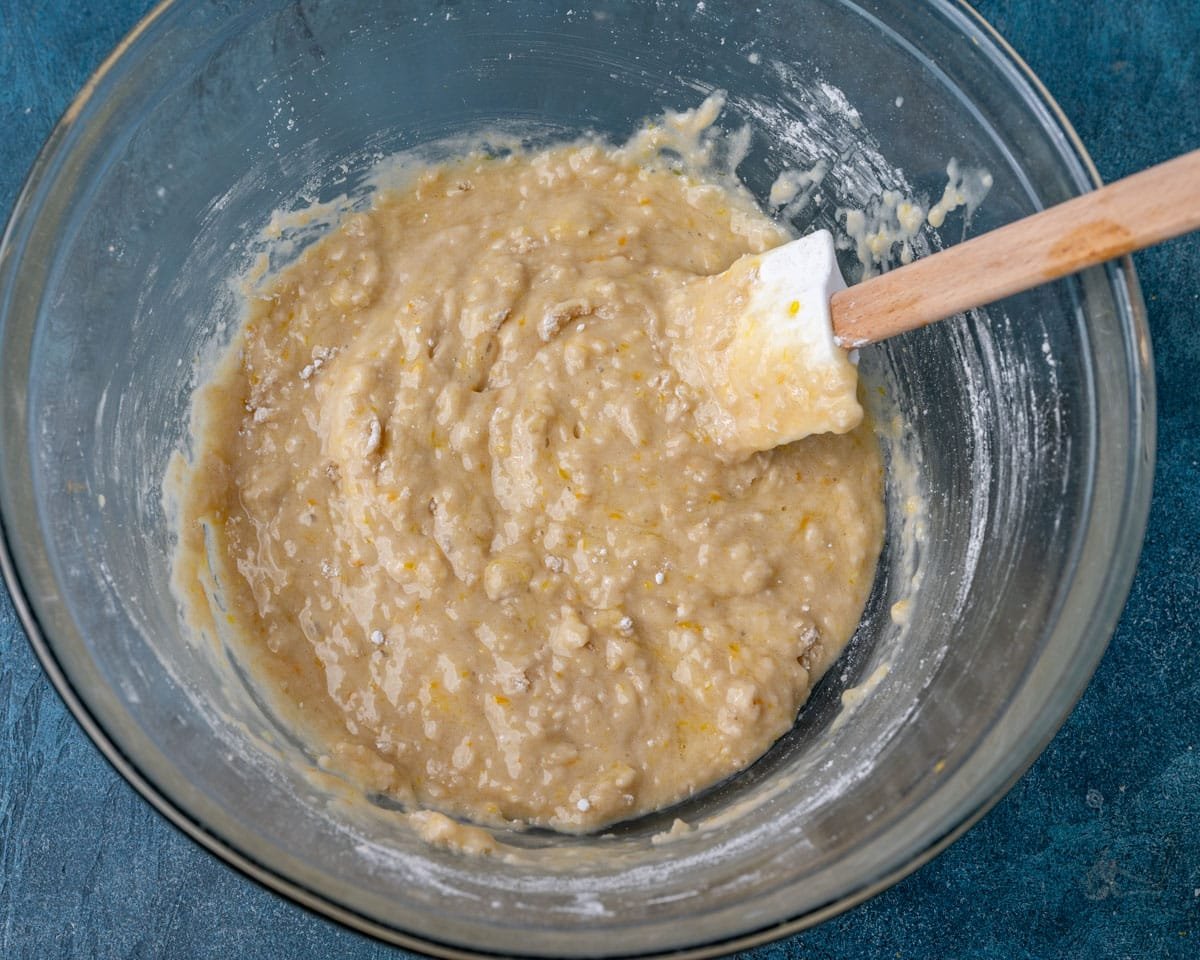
xmin=174 ymin=132 xmax=884 ymax=833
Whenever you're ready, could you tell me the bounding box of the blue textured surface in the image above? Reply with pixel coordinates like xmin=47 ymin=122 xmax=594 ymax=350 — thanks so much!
xmin=2 ymin=1 xmax=1197 ymax=957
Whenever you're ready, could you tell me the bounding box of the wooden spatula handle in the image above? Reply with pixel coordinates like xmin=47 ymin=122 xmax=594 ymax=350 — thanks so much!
xmin=830 ymin=149 xmax=1200 ymax=346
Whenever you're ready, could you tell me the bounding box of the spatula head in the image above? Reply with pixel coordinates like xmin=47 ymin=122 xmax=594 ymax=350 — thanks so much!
xmin=670 ymin=230 xmax=862 ymax=455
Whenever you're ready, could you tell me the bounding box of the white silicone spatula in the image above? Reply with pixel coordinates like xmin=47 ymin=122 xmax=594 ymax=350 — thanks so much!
xmin=678 ymin=149 xmax=1200 ymax=453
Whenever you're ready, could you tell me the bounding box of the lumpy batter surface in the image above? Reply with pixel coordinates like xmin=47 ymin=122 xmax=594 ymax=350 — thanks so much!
xmin=176 ymin=139 xmax=884 ymax=832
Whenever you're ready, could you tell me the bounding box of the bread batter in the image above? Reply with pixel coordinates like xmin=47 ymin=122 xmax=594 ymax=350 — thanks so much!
xmin=174 ymin=138 xmax=884 ymax=833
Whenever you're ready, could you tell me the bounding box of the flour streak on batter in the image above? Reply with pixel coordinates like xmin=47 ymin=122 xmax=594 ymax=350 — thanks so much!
xmin=174 ymin=130 xmax=884 ymax=833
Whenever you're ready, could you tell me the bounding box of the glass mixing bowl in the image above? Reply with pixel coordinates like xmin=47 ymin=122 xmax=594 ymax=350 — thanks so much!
xmin=0 ymin=1 xmax=1153 ymax=956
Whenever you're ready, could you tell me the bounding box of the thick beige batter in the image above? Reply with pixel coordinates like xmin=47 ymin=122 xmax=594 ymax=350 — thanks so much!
xmin=175 ymin=140 xmax=884 ymax=833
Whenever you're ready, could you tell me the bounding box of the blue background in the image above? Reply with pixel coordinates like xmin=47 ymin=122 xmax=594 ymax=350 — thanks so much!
xmin=1 ymin=1 xmax=1197 ymax=957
